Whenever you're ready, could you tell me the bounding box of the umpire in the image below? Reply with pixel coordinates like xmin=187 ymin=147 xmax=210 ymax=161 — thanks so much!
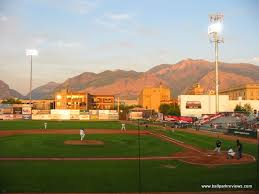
xmin=236 ymin=139 xmax=243 ymax=160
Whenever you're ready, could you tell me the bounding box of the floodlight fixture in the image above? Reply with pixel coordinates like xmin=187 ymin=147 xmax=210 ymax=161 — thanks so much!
xmin=26 ymin=49 xmax=39 ymax=56
xmin=56 ymin=95 xmax=62 ymax=100
xmin=208 ymin=22 xmax=223 ymax=34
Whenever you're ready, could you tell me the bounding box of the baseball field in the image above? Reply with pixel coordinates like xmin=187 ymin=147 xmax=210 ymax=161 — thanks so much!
xmin=0 ymin=120 xmax=258 ymax=193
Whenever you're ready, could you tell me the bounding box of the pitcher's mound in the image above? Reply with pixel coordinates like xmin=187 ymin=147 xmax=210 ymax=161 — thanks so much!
xmin=64 ymin=140 xmax=104 ymax=145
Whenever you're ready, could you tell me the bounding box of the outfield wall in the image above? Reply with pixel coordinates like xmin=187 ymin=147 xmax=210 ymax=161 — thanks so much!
xmin=0 ymin=108 xmax=119 ymax=121
xmin=33 ymin=109 xmax=118 ymax=120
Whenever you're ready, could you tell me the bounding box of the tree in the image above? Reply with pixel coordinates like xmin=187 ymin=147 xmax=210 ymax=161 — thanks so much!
xmin=159 ymin=104 xmax=171 ymax=115
xmin=159 ymin=104 xmax=181 ymax=116
xmin=243 ymin=103 xmax=252 ymax=113
xmin=234 ymin=104 xmax=243 ymax=112
xmin=234 ymin=103 xmax=252 ymax=113
xmin=1 ymin=98 xmax=22 ymax=104
xmin=168 ymin=104 xmax=181 ymax=116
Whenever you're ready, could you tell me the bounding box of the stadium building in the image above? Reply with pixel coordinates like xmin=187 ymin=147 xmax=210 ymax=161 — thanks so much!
xmin=138 ymin=84 xmax=171 ymax=112
xmin=87 ymin=93 xmax=115 ymax=110
xmin=219 ymin=83 xmax=259 ymax=100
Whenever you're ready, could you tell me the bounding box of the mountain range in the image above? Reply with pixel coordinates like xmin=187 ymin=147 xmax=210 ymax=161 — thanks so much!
xmin=1 ymin=59 xmax=259 ymax=100
xmin=0 ymin=80 xmax=23 ymax=99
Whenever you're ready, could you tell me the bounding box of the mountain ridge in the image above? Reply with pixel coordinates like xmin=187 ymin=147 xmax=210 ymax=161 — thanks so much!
xmin=0 ymin=80 xmax=24 ymax=99
xmin=1 ymin=59 xmax=259 ymax=100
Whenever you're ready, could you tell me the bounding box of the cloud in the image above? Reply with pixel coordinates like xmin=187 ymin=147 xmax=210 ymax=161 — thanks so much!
xmin=39 ymin=0 xmax=99 ymax=15
xmin=32 ymin=36 xmax=48 ymax=47
xmin=118 ymin=41 xmax=135 ymax=48
xmin=37 ymin=39 xmax=82 ymax=49
xmin=228 ymin=57 xmax=259 ymax=65
xmin=95 ymin=18 xmax=117 ymax=29
xmin=252 ymin=57 xmax=259 ymax=62
xmin=93 ymin=41 xmax=136 ymax=52
xmin=56 ymin=40 xmax=81 ymax=48
xmin=136 ymin=26 xmax=160 ymax=37
xmin=71 ymin=0 xmax=98 ymax=14
xmin=105 ymin=13 xmax=131 ymax=21
xmin=0 ymin=15 xmax=8 ymax=22
xmin=95 ymin=12 xmax=133 ymax=32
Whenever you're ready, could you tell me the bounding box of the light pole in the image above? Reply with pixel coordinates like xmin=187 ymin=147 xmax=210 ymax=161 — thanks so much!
xmin=208 ymin=14 xmax=224 ymax=113
xmin=26 ymin=49 xmax=38 ymax=106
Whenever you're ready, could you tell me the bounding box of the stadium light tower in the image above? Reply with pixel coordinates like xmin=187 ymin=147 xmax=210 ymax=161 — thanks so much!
xmin=26 ymin=49 xmax=39 ymax=106
xmin=208 ymin=13 xmax=224 ymax=113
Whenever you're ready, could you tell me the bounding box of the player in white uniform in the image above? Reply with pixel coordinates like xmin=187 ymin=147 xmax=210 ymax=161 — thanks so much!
xmin=44 ymin=122 xmax=47 ymax=130
xmin=121 ymin=123 xmax=126 ymax=131
xmin=80 ymin=128 xmax=85 ymax=141
xmin=227 ymin=147 xmax=235 ymax=159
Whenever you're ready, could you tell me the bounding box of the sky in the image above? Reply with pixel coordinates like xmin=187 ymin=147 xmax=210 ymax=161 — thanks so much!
xmin=0 ymin=0 xmax=259 ymax=95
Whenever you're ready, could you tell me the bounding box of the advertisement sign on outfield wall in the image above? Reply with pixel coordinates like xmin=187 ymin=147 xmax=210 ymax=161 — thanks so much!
xmin=51 ymin=109 xmax=70 ymax=115
xmin=70 ymin=110 xmax=80 ymax=115
xmin=1 ymin=114 xmax=14 ymax=120
xmin=79 ymin=115 xmax=90 ymax=120
xmin=99 ymin=115 xmax=109 ymax=120
xmin=13 ymin=114 xmax=23 ymax=120
xmin=22 ymin=107 xmax=32 ymax=115
xmin=32 ymin=114 xmax=51 ymax=120
xmin=51 ymin=114 xmax=60 ymax=120
xmin=22 ymin=114 xmax=32 ymax=120
xmin=129 ymin=112 xmax=143 ymax=120
xmin=80 ymin=110 xmax=89 ymax=115
xmin=32 ymin=110 xmax=50 ymax=114
xmin=89 ymin=110 xmax=98 ymax=115
xmin=70 ymin=114 xmax=80 ymax=120
xmin=3 ymin=108 xmax=12 ymax=114
xmin=228 ymin=128 xmax=257 ymax=138
xmin=13 ymin=107 xmax=22 ymax=114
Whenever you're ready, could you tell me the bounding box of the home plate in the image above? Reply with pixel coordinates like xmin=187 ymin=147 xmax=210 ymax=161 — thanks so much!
xmin=207 ymin=154 xmax=211 ymax=157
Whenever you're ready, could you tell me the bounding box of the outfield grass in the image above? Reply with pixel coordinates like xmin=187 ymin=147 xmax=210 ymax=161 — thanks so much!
xmin=0 ymin=120 xmax=140 ymax=130
xmin=0 ymin=160 xmax=256 ymax=192
xmin=0 ymin=134 xmax=182 ymax=157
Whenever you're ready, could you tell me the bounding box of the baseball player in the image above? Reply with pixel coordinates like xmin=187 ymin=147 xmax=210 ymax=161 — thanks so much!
xmin=214 ymin=140 xmax=222 ymax=153
xmin=121 ymin=123 xmax=126 ymax=131
xmin=227 ymin=147 xmax=235 ymax=159
xmin=44 ymin=122 xmax=47 ymax=130
xmin=236 ymin=139 xmax=243 ymax=159
xmin=80 ymin=128 xmax=86 ymax=141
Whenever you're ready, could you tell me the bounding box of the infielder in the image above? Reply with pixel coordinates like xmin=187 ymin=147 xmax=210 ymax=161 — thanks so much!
xmin=80 ymin=128 xmax=86 ymax=141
